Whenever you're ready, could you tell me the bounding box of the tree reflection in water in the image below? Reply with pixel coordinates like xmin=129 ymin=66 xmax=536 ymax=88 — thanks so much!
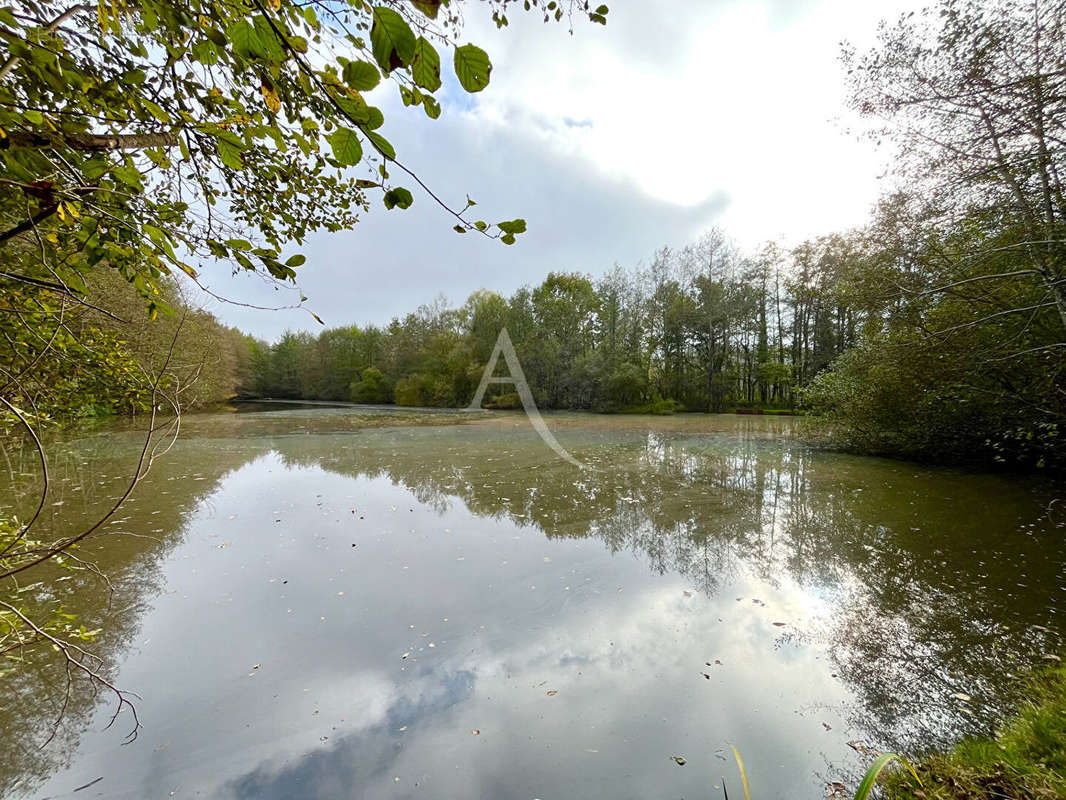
xmin=0 ymin=409 xmax=1061 ymax=797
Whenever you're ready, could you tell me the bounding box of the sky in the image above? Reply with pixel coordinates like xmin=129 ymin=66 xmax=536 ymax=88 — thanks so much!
xmin=197 ymin=0 xmax=915 ymax=341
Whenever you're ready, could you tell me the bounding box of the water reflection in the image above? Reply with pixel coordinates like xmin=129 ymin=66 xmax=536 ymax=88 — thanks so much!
xmin=1 ymin=410 xmax=1062 ymax=799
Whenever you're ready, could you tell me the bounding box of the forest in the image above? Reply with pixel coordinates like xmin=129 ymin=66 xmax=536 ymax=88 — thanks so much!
xmin=234 ymin=184 xmax=1066 ymax=470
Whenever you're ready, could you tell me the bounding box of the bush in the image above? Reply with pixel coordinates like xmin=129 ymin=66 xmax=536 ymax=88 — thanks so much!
xmin=803 ymin=330 xmax=1065 ymax=470
xmin=483 ymin=392 xmax=522 ymax=409
xmin=393 ymin=373 xmax=435 ymax=407
xmin=651 ymin=398 xmax=685 ymax=415
xmin=350 ymin=367 xmax=391 ymax=404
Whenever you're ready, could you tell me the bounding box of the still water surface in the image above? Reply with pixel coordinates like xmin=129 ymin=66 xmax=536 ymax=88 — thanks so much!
xmin=2 ymin=407 xmax=1063 ymax=799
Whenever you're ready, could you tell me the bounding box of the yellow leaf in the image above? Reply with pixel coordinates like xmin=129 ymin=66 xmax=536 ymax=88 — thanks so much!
xmin=267 ymin=0 xmax=281 ymax=10
xmin=732 ymin=747 xmax=752 ymax=800
xmin=261 ymin=80 xmax=281 ymax=114
xmin=177 ymin=263 xmax=199 ymax=278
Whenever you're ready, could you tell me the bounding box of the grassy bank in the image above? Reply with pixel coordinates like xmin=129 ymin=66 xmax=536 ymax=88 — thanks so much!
xmin=880 ymin=663 xmax=1066 ymax=799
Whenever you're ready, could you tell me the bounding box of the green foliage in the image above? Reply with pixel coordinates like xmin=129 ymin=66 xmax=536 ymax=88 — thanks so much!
xmin=350 ymin=366 xmax=391 ymax=404
xmin=854 ymin=753 xmax=921 ymax=800
xmin=0 ymin=270 xmax=245 ymax=427
xmin=0 ymin=0 xmax=611 ymax=347
xmin=879 ymin=664 xmax=1066 ymax=799
xmin=650 ymin=398 xmax=685 ymax=415
xmin=0 ymin=514 xmax=102 ymax=663
xmin=0 ymin=0 xmax=614 ymax=439
xmin=803 ymin=215 xmax=1066 ymax=469
xmin=483 ymin=391 xmax=521 ymax=409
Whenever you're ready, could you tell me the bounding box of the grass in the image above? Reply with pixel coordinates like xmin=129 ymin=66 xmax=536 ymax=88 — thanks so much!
xmin=877 ymin=663 xmax=1066 ymax=799
xmin=720 ymin=663 xmax=1065 ymax=799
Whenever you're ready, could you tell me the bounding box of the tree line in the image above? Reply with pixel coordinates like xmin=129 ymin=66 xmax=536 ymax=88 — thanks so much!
xmin=239 ymin=178 xmax=1064 ymax=470
xmin=240 ymin=229 xmax=846 ymax=414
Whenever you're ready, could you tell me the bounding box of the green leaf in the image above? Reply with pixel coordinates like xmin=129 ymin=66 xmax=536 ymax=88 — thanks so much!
xmin=365 ymin=106 xmax=384 ymax=130
xmin=204 ymin=26 xmax=227 ymax=47
xmin=422 ymin=96 xmax=441 ymax=119
xmin=453 ymin=44 xmax=492 ymax=92
xmin=225 ymin=238 xmax=252 ymax=251
xmin=328 ymin=127 xmax=363 ymax=166
xmin=344 ymin=60 xmax=381 ymax=91
xmin=252 ymin=15 xmax=288 ymax=62
xmin=412 ymin=37 xmax=442 ymax=92
xmin=336 ymin=94 xmax=371 ymax=124
xmin=216 ymin=138 xmax=245 ymax=170
xmin=383 ymin=187 xmax=414 ymax=209
xmin=855 ymin=753 xmax=922 ymax=800
xmin=365 ymin=130 xmax=395 ymax=160
xmin=110 ymin=164 xmax=143 ymax=189
xmin=370 ymin=6 xmax=416 ymax=72
xmin=410 ymin=0 xmax=441 ymax=18
xmin=227 ymin=20 xmax=263 ymax=59
xmin=285 ymin=254 xmax=307 ymax=267
xmin=497 ymin=218 xmax=527 ymax=235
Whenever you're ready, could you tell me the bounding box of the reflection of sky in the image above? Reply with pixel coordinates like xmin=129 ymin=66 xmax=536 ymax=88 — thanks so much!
xmin=26 ymin=452 xmax=861 ymax=800
xmin=17 ymin=415 xmax=1064 ymax=800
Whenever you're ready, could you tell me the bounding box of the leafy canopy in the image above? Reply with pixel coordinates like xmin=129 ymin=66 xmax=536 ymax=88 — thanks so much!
xmin=0 ymin=0 xmax=609 ymax=316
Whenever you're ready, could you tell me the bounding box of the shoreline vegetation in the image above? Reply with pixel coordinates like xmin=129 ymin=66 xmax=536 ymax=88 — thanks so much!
xmin=876 ymin=663 xmax=1066 ymax=800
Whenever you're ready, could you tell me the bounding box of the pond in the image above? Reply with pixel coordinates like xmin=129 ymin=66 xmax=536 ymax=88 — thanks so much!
xmin=1 ymin=407 xmax=1063 ymax=799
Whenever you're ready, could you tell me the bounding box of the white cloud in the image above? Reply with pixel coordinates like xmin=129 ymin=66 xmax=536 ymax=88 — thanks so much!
xmin=199 ymin=0 xmax=917 ymax=339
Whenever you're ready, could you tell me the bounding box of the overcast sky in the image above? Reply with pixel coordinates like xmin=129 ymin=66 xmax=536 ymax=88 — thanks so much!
xmin=197 ymin=0 xmax=915 ymax=341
